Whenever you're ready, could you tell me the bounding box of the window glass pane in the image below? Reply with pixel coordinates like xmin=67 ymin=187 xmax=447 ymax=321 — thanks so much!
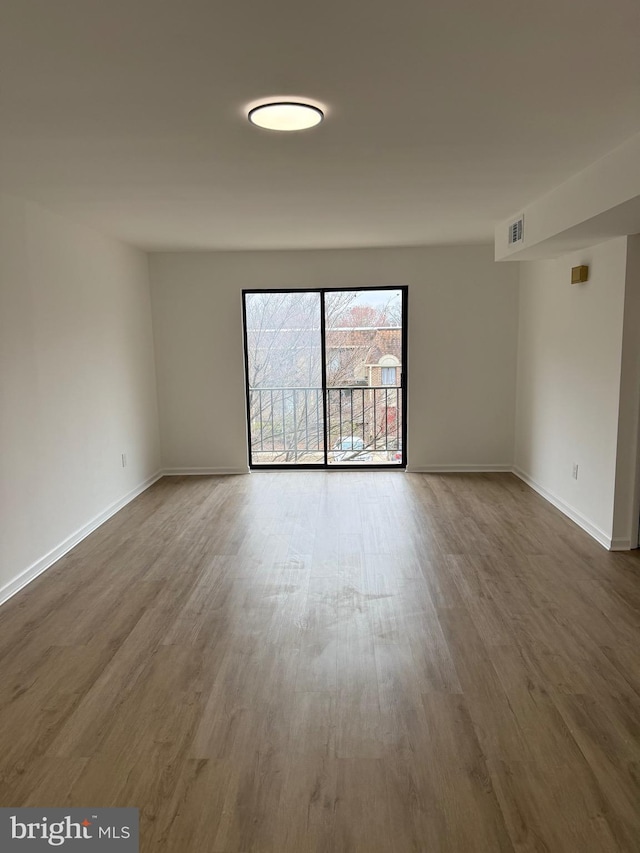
xmin=324 ymin=289 xmax=403 ymax=465
xmin=244 ymin=291 xmax=324 ymax=464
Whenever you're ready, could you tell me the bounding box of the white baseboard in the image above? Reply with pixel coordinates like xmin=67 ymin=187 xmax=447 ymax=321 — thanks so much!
xmin=406 ymin=464 xmax=513 ymax=473
xmin=0 ymin=470 xmax=163 ymax=608
xmin=512 ymin=467 xmax=612 ymax=550
xmin=610 ymin=537 xmax=633 ymax=551
xmin=162 ymin=467 xmax=249 ymax=476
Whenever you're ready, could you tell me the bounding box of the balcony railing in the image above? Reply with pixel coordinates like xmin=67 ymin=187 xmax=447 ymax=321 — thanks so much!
xmin=248 ymin=385 xmax=402 ymax=464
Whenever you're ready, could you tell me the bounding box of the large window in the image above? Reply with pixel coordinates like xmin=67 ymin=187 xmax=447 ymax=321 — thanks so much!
xmin=242 ymin=287 xmax=407 ymax=468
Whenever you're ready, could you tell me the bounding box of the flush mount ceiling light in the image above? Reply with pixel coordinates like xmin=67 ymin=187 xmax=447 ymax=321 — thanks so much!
xmin=248 ymin=101 xmax=324 ymax=131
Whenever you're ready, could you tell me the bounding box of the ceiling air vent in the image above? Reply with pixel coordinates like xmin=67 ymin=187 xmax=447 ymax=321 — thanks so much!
xmin=508 ymin=215 xmax=524 ymax=246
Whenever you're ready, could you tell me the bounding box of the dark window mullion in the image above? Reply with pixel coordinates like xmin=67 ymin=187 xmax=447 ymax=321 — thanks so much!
xmin=320 ymin=290 xmax=329 ymax=466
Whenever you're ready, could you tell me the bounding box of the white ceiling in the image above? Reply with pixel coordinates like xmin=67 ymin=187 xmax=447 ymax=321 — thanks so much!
xmin=1 ymin=0 xmax=638 ymax=251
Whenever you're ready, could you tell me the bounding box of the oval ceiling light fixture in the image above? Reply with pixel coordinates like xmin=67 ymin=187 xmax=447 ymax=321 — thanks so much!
xmin=248 ymin=101 xmax=324 ymax=132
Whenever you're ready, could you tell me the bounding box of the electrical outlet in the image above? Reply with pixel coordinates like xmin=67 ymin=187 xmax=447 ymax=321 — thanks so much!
xmin=121 ymin=453 xmax=127 ymax=468
xmin=572 ymin=463 xmax=578 ymax=480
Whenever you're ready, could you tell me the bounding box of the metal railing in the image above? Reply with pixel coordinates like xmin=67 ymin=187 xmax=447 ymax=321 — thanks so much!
xmin=248 ymin=385 xmax=402 ymax=463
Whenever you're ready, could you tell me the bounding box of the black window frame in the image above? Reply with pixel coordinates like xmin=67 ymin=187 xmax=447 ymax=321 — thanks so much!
xmin=241 ymin=285 xmax=408 ymax=470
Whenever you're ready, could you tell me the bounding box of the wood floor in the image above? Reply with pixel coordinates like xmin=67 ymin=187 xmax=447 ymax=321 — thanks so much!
xmin=0 ymin=472 xmax=639 ymax=852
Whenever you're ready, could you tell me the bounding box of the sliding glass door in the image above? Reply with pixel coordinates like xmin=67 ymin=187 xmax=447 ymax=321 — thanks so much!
xmin=242 ymin=287 xmax=407 ymax=469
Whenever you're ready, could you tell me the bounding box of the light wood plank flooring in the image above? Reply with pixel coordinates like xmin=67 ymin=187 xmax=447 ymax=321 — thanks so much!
xmin=0 ymin=472 xmax=639 ymax=852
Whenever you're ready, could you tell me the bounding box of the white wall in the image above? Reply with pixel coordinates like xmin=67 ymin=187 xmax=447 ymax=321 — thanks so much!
xmin=149 ymin=245 xmax=519 ymax=473
xmin=0 ymin=194 xmax=161 ymax=600
xmin=612 ymin=234 xmax=640 ymax=547
xmin=514 ymin=237 xmax=630 ymax=546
